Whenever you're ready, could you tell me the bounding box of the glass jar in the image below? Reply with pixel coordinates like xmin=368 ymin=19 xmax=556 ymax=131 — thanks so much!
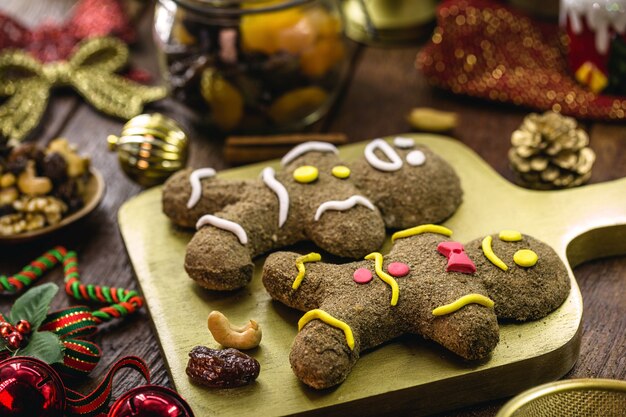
xmin=154 ymin=0 xmax=351 ymax=133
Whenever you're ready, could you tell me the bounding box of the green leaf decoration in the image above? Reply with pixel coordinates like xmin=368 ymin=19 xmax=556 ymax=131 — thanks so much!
xmin=17 ymin=331 xmax=64 ymax=364
xmin=0 ymin=337 xmax=6 ymax=351
xmin=9 ymin=283 xmax=59 ymax=330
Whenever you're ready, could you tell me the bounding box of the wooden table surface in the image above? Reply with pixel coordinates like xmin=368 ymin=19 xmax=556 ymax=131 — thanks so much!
xmin=1 ymin=1 xmax=625 ymax=416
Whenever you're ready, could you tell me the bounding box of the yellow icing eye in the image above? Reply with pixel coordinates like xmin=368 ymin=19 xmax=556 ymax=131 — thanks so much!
xmin=499 ymin=230 xmax=522 ymax=242
xmin=513 ymin=249 xmax=538 ymax=267
xmin=331 ymin=165 xmax=350 ymax=179
xmin=293 ymin=165 xmax=319 ymax=183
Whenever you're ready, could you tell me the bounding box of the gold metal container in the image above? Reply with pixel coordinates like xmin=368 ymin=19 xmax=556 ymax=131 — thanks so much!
xmin=497 ymin=379 xmax=626 ymax=417
xmin=342 ymin=0 xmax=438 ymax=45
xmin=108 ymin=113 xmax=188 ymax=187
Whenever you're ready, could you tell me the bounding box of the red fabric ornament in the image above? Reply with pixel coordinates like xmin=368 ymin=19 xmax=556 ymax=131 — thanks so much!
xmin=0 ymin=0 xmax=134 ymax=63
xmin=416 ymin=0 xmax=626 ymax=121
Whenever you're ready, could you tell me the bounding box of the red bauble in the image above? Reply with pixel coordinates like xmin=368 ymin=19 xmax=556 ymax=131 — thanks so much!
xmin=15 ymin=320 xmax=31 ymax=335
xmin=0 ymin=356 xmax=66 ymax=417
xmin=0 ymin=322 xmax=13 ymax=338
xmin=108 ymin=386 xmax=195 ymax=417
xmin=6 ymin=332 xmax=23 ymax=350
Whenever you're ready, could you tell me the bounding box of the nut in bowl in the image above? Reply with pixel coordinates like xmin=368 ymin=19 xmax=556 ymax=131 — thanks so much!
xmin=0 ymin=138 xmax=104 ymax=243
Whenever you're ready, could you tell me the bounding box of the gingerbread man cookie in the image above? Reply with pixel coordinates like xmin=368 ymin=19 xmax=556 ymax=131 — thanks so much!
xmin=162 ymin=138 xmax=462 ymax=290
xmin=262 ymin=225 xmax=570 ymax=389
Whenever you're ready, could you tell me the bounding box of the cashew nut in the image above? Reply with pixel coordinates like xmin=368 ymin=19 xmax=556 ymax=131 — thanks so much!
xmin=17 ymin=161 xmax=52 ymax=196
xmin=0 ymin=187 xmax=18 ymax=205
xmin=207 ymin=310 xmax=262 ymax=350
xmin=407 ymin=107 xmax=458 ymax=132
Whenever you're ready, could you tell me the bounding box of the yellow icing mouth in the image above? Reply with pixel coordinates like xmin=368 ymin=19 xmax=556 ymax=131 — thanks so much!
xmin=432 ymin=293 xmax=495 ymax=316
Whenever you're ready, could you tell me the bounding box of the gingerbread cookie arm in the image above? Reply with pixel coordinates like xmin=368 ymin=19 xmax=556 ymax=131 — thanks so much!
xmin=162 ymin=168 xmax=254 ymax=228
xmin=263 ymin=251 xmax=340 ymax=311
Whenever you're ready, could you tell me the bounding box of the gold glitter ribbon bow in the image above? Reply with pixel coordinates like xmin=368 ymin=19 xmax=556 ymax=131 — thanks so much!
xmin=0 ymin=36 xmax=167 ymax=142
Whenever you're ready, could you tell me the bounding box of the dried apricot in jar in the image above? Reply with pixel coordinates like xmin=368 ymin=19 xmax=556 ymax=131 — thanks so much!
xmin=300 ymin=37 xmax=345 ymax=77
xmin=268 ymin=86 xmax=328 ymax=125
xmin=186 ymin=346 xmax=260 ymax=388
xmin=241 ymin=6 xmax=312 ymax=55
xmin=201 ymin=69 xmax=244 ymax=131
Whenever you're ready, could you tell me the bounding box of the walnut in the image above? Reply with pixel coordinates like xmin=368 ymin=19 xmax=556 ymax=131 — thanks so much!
xmin=0 ymin=214 xmax=26 ymax=235
xmin=12 ymin=196 xmax=68 ymax=227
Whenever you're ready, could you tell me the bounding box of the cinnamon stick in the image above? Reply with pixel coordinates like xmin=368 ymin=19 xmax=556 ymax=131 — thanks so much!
xmin=225 ymin=133 xmax=348 ymax=164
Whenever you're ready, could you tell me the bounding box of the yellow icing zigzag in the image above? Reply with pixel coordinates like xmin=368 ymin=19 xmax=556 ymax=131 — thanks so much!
xmin=432 ymin=293 xmax=495 ymax=316
xmin=391 ymin=224 xmax=453 ymax=242
xmin=298 ymin=309 xmax=355 ymax=350
xmin=292 ymin=252 xmax=322 ymax=290
xmin=482 ymin=235 xmax=508 ymax=271
xmin=364 ymin=252 xmax=399 ymax=306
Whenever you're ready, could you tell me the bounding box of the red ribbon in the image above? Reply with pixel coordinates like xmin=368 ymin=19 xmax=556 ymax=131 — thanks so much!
xmin=39 ymin=306 xmax=103 ymax=379
xmin=65 ymin=356 xmax=151 ymax=417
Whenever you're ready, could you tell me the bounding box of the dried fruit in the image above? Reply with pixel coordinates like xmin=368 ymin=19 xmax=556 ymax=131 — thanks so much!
xmin=268 ymin=86 xmax=328 ymax=125
xmin=186 ymin=346 xmax=260 ymax=388
xmin=41 ymin=152 xmax=68 ymax=183
xmin=201 ymin=69 xmax=244 ymax=131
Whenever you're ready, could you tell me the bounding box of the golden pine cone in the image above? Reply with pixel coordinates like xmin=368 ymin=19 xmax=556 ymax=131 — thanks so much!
xmin=508 ymin=111 xmax=595 ymax=189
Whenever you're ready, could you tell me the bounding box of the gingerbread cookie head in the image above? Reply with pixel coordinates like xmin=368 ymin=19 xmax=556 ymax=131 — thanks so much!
xmin=351 ymin=137 xmax=463 ymax=229
xmin=262 ymin=224 xmax=570 ymax=389
xmin=464 ymin=230 xmax=571 ymax=321
xmin=276 ymin=142 xmax=386 ymax=259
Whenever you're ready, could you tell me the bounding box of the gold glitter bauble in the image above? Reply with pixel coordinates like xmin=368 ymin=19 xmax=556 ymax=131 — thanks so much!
xmin=108 ymin=113 xmax=188 ymax=187
xmin=508 ymin=111 xmax=595 ymax=190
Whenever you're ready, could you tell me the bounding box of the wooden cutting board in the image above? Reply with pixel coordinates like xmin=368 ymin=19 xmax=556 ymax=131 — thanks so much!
xmin=118 ymin=134 xmax=626 ymax=416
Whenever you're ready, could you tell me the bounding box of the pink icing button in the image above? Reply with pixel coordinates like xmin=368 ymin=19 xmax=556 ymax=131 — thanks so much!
xmin=353 ymin=268 xmax=373 ymax=284
xmin=387 ymin=262 xmax=410 ymax=277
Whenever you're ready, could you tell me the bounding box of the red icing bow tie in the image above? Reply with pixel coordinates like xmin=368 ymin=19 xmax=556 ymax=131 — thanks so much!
xmin=0 ymin=0 xmax=134 ymax=63
xmin=437 ymin=241 xmax=477 ymax=274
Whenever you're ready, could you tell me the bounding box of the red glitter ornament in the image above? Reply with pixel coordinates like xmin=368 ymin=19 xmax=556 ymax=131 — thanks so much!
xmin=0 ymin=356 xmax=66 ymax=417
xmin=0 ymin=0 xmax=134 ymax=63
xmin=417 ymin=0 xmax=626 ymax=121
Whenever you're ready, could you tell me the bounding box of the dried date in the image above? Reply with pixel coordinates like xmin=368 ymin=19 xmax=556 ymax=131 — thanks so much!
xmin=186 ymin=346 xmax=260 ymax=388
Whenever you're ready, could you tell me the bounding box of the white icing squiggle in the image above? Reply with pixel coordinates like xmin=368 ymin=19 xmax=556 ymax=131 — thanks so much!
xmin=261 ymin=167 xmax=290 ymax=228
xmin=281 ymin=141 xmax=338 ymax=166
xmin=196 ymin=214 xmax=248 ymax=245
xmin=561 ymin=0 xmax=626 ymax=55
xmin=406 ymin=150 xmax=426 ymax=166
xmin=187 ymin=168 xmax=216 ymax=209
xmin=393 ymin=136 xmax=415 ymax=149
xmin=314 ymin=195 xmax=376 ymax=221
xmin=364 ymin=139 xmax=403 ymax=172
